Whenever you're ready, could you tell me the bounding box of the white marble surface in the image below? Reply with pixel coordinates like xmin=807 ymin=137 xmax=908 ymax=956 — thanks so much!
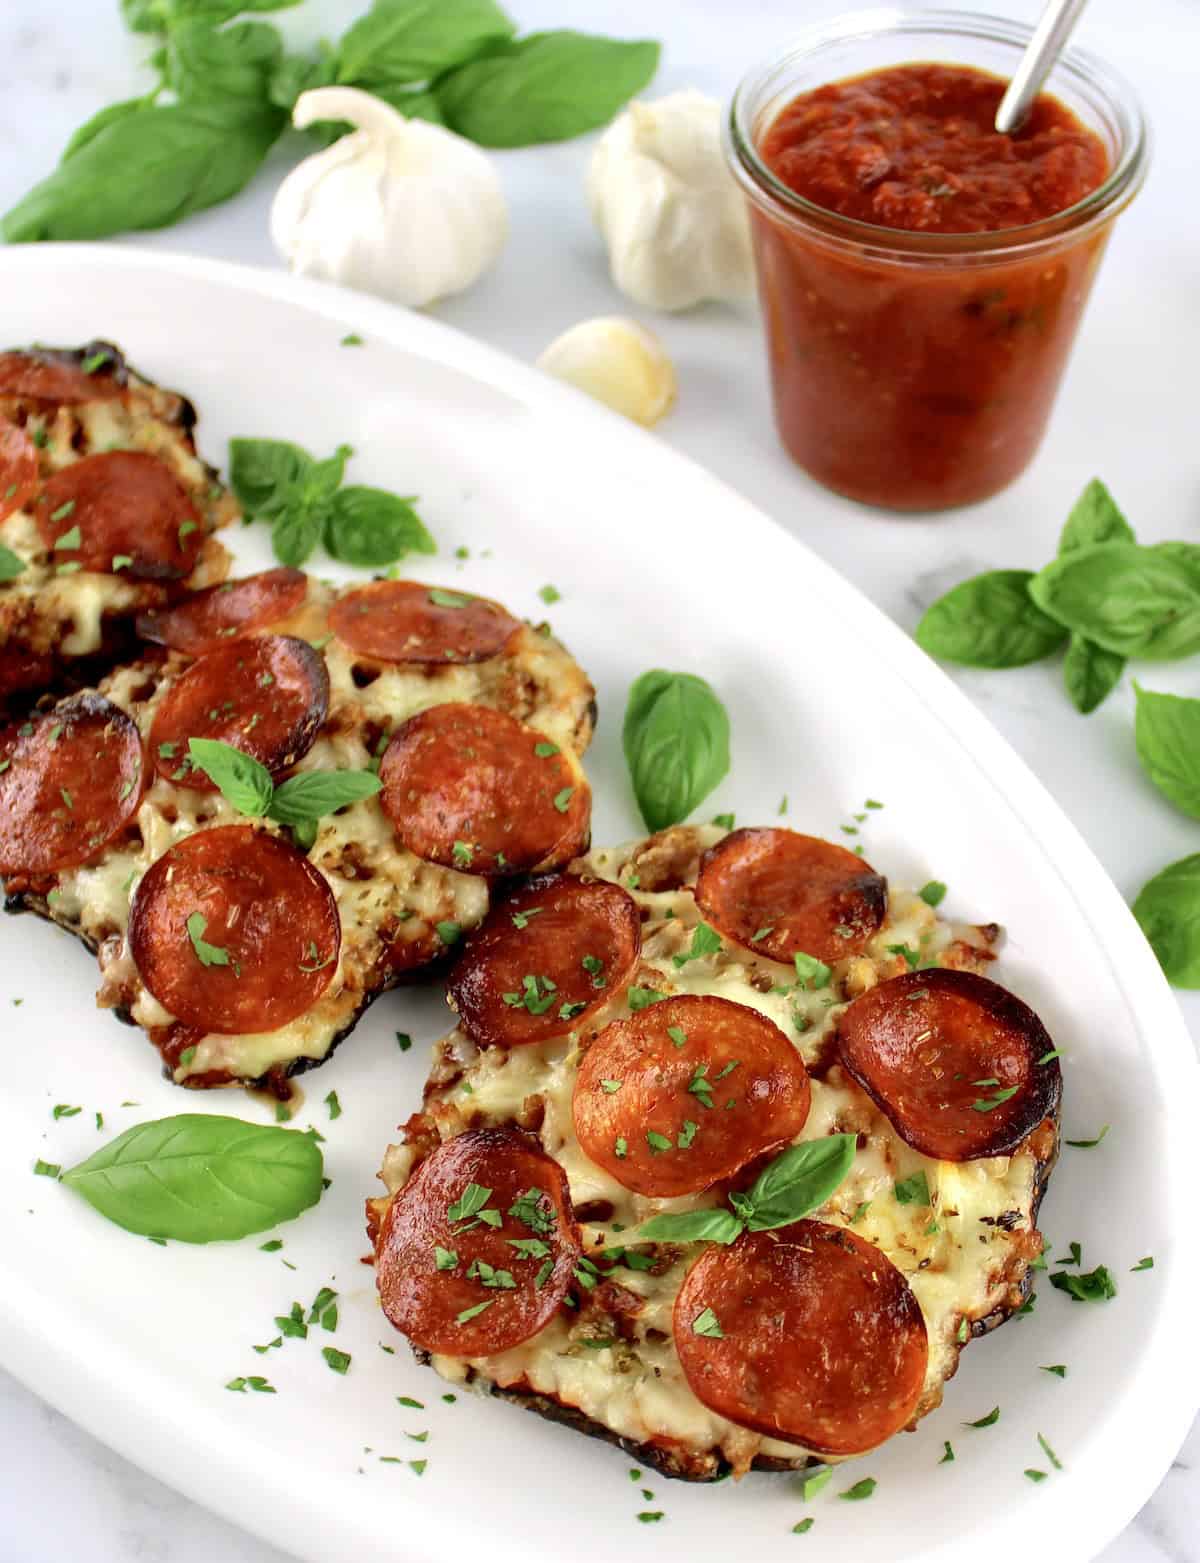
xmin=0 ymin=0 xmax=1197 ymax=1558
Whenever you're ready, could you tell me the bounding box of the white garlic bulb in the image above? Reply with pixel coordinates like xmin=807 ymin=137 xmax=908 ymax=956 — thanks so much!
xmin=537 ymin=317 xmax=677 ymax=427
xmin=270 ymin=86 xmax=507 ymax=308
xmin=587 ymin=88 xmax=755 ymax=313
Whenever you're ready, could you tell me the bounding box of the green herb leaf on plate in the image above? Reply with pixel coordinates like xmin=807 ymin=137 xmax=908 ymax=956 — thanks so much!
xmin=60 ymin=1114 xmax=324 ymax=1242
xmin=622 ymin=669 xmax=730 ymax=832
xmin=1133 ymin=684 xmax=1200 ymax=818
xmin=325 ymin=486 xmax=435 ymax=568
xmin=0 ymin=544 xmax=26 ymax=582
xmin=1133 ymin=854 xmax=1200 ymax=987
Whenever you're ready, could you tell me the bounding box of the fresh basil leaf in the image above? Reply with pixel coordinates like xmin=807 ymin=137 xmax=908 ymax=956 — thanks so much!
xmin=0 ymin=544 xmax=27 ymax=582
xmin=368 ymin=84 xmax=445 ymax=125
xmin=187 ymin=738 xmax=274 ymax=817
xmin=1029 ymin=542 xmax=1200 ymax=660
xmin=122 ymin=0 xmax=301 ymax=33
xmin=62 ymin=96 xmax=156 ymax=162
xmin=1132 ymin=853 xmax=1200 ymax=987
xmin=1133 ymin=684 xmax=1200 ymax=818
xmin=61 ymin=1114 xmax=323 ymax=1242
xmin=268 ymin=769 xmax=383 ymax=825
xmin=742 ymin=1135 xmax=856 ymax=1231
xmin=637 ymin=1207 xmax=743 ymax=1245
xmin=269 ymin=48 xmax=338 ymax=112
xmin=915 ymin=570 xmax=1067 ymax=669
xmin=623 ymin=669 xmax=730 ymax=832
xmin=2 ymin=99 xmax=284 ymax=243
xmin=336 ymin=0 xmax=516 ymax=88
xmin=1057 ymin=478 xmax=1135 ymax=555
xmin=1063 ymin=633 xmax=1124 ymax=715
xmin=165 ymin=18 xmax=284 ymax=105
xmin=301 ymin=443 xmax=353 ymax=508
xmin=325 ymin=486 xmax=436 ymax=568
xmin=272 ymin=505 xmax=324 ymax=567
xmin=437 ymin=30 xmax=660 ymax=148
xmin=228 ymin=437 xmax=312 ymax=516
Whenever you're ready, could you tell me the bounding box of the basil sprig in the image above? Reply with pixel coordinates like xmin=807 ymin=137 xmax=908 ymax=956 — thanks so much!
xmin=60 ymin=1113 xmax=324 ymax=1242
xmin=623 ymin=669 xmax=731 ymax=832
xmin=636 ymin=1134 xmax=856 ymax=1246
xmin=1133 ymin=855 xmax=1200 ymax=988
xmin=914 ymin=478 xmax=1138 ymax=711
xmin=188 ymin=737 xmax=381 ymax=831
xmin=229 ymin=437 xmax=435 ymax=569
xmin=5 ymin=3 xmax=660 ymax=244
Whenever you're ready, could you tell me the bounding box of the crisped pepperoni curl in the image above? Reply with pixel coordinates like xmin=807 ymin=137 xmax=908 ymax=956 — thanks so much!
xmin=0 ymin=694 xmax=143 ymax=877
xmin=674 ymin=1220 xmax=928 ymax=1455
xmin=128 ymin=825 xmax=340 ymax=1034
xmin=449 ymin=875 xmax=641 ymax=1049
xmin=379 ymin=703 xmax=589 ymax=876
xmin=0 ymin=417 xmax=38 ymax=523
xmin=35 ymin=451 xmax=203 ymax=580
xmin=136 ymin=568 xmax=308 ymax=656
xmin=329 ymin=580 xmax=520 ymax=666
xmin=837 ymin=968 xmax=1061 ymax=1162
xmin=0 ymin=346 xmax=124 ymax=404
xmin=376 ymin=1128 xmax=581 ymax=1357
xmin=695 ymin=827 xmax=887 ymax=964
xmin=150 ymin=634 xmax=329 ymax=791
xmin=573 ymin=995 xmax=810 ymax=1198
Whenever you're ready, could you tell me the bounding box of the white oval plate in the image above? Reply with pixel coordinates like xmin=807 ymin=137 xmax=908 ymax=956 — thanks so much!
xmin=0 ymin=246 xmax=1195 ymax=1563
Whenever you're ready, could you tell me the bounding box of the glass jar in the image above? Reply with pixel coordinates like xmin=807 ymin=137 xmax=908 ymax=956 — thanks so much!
xmin=726 ymin=9 xmax=1150 ymax=512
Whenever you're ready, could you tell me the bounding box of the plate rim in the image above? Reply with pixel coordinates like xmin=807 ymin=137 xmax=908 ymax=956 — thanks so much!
xmin=1 ymin=242 xmax=1196 ymax=1563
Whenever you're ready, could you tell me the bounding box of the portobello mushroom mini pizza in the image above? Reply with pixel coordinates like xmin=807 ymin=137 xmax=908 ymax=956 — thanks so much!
xmin=0 ymin=341 xmax=236 ymax=710
xmin=368 ymin=824 xmax=1062 ymax=1480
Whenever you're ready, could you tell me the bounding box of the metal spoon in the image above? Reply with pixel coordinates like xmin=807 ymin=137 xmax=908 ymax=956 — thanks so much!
xmin=994 ymin=0 xmax=1091 ymax=134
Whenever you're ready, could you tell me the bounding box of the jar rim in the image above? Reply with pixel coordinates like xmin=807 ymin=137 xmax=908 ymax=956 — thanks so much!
xmin=726 ymin=5 xmax=1151 ymax=261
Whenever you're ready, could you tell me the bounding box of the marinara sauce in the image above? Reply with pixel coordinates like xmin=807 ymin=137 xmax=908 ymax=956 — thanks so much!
xmin=746 ymin=63 xmax=1113 ymax=510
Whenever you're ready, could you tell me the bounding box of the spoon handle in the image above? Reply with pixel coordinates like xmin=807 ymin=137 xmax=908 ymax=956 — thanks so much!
xmin=994 ymin=0 xmax=1091 ymax=135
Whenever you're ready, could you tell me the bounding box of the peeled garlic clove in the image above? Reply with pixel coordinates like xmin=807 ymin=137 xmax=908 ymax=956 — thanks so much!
xmin=270 ymin=86 xmax=507 ymax=309
xmin=537 ymin=317 xmax=677 ymax=427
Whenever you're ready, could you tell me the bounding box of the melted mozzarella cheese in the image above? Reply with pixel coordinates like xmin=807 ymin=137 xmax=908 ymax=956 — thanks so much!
xmin=378 ymin=832 xmax=1039 ymax=1473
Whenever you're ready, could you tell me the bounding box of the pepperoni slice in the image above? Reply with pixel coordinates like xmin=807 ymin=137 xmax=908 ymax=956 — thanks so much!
xmin=0 ymin=347 xmax=124 ymax=404
xmin=128 ymin=824 xmax=340 ymax=1034
xmin=0 ymin=417 xmax=38 ymax=523
xmin=376 ymin=1128 xmax=581 ymax=1357
xmin=0 ymin=694 xmax=143 ymax=876
xmin=149 ymin=634 xmax=329 ymax=791
xmin=329 ymin=580 xmax=520 ymax=666
xmin=836 ymin=968 xmax=1062 ymax=1162
xmin=136 ymin=568 xmax=308 ymax=656
xmin=448 ymin=875 xmax=641 ymax=1049
xmin=379 ymin=703 xmax=589 ymax=876
xmin=695 ymin=827 xmax=887 ymax=965
xmin=35 ymin=451 xmax=203 ymax=580
xmin=674 ymin=1219 xmax=928 ymax=1456
xmin=572 ymin=995 xmax=810 ymax=1198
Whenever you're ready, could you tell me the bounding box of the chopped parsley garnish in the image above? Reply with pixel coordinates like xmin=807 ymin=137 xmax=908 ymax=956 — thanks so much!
xmin=893 ymin=1171 xmax=931 ymax=1207
xmin=687 ymin=1062 xmax=715 ymax=1109
xmin=636 ymin=1512 xmax=664 ymax=1524
xmin=533 ymin=1258 xmax=554 ymax=1288
xmin=259 ymin=1240 xmax=283 ymax=1252
xmin=452 ymin=839 xmax=474 ymax=866
xmin=321 ymin=1347 xmax=351 ymax=1374
xmin=1054 ymin=1241 xmax=1082 ymax=1267
xmin=435 ymin=920 xmax=461 ymax=946
xmin=534 ymin=741 xmax=560 ymax=758
xmin=600 ymin=1079 xmax=623 ymax=1093
xmin=323 ymin=1090 xmax=342 ymax=1121
xmin=511 ymin=907 xmax=543 ymax=929
xmin=1025 ymin=1468 xmax=1047 ymax=1483
xmin=646 ymin=1130 xmax=672 ymax=1153
xmin=1065 ymin=1125 xmax=1109 ymax=1148
xmin=672 ymin=922 xmax=722 ymax=968
xmin=582 ymin=953 xmax=606 ymax=986
xmin=851 ymin=1200 xmax=871 ymax=1224
xmin=226 ymin=1375 xmax=276 ymax=1393
xmin=395 ymin=1032 xmax=412 ymax=1051
xmin=1041 ymin=1364 xmax=1067 ymax=1377
xmin=447 ymin=1183 xmax=493 ymax=1224
xmin=465 ymin=1258 xmax=515 ymax=1290
xmin=711 ymin=813 xmax=735 ymax=829
xmin=614 ymin=1136 xmax=628 ymax=1159
xmin=507 ymin=1237 xmax=551 ymax=1259
xmin=185 ymin=911 xmax=233 ymax=970
xmin=509 ymin=1187 xmax=555 ymax=1234
xmin=340 ymin=333 xmax=364 ymax=346
xmin=502 ymin=972 xmax=558 ymax=1014
xmin=667 ymin=1025 xmax=687 ymax=1048
xmin=792 ymin=1518 xmax=814 ymax=1534
xmin=52 ymin=1104 xmax=81 ymax=1120
xmin=428 ymin=588 xmax=471 ymax=609
xmin=552 ymin=786 xmax=574 ymax=813
xmin=275 ymin=1303 xmax=307 ymax=1339
xmin=677 ymin=1119 xmax=699 ymax=1148
xmin=965 ymin=1407 xmax=1000 ymax=1428
xmin=1036 ymin=1049 xmax=1063 ymax=1065
xmin=435 ymin=1246 xmax=458 ymax=1270
xmin=793 ymin=951 xmax=832 ymax=989
xmin=918 ymin=881 xmax=947 ymax=906
xmin=801 ymin=1466 xmax=831 ymax=1500
xmin=839 ymin=1478 xmax=876 ymax=1501
xmin=538 ymin=584 xmax=561 ymax=604
xmin=691 ymin=1306 xmax=723 ymax=1338
xmin=1050 ymin=1264 xmax=1117 ymax=1302
xmin=50 ymin=505 xmax=78 ymax=529
xmin=972 ymin=1084 xmax=1020 ymax=1112
xmin=1037 ymin=1432 xmax=1063 ymax=1470
xmin=33 ymin=1159 xmax=61 ymax=1178
xmin=1130 ymin=1256 xmax=1154 ymax=1272
xmin=886 ymin=943 xmax=920 ymax=970
xmin=940 ymin=1441 xmax=955 ymax=1463
xmin=627 ymin=987 xmax=665 ymax=1011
